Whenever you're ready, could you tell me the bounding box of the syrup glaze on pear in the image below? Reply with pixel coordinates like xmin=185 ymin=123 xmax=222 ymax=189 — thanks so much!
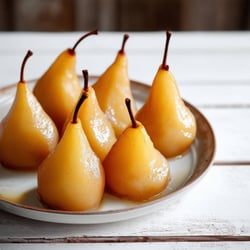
xmin=33 ymin=30 xmax=98 ymax=133
xmin=136 ymin=31 xmax=197 ymax=158
xmin=0 ymin=50 xmax=59 ymax=169
xmin=38 ymin=86 xmax=105 ymax=211
xmin=103 ymin=98 xmax=170 ymax=201
xmin=93 ymin=34 xmax=137 ymax=137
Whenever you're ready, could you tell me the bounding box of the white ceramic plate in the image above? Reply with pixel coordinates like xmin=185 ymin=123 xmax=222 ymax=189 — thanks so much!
xmin=0 ymin=78 xmax=215 ymax=224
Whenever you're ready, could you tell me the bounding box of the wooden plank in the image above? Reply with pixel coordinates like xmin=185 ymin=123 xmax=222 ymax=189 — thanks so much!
xmin=0 ymin=166 xmax=250 ymax=239
xmin=1 ymin=242 xmax=250 ymax=250
xmin=180 ymin=84 xmax=250 ymax=107
xmin=200 ymin=108 xmax=250 ymax=163
xmin=1 ymin=32 xmax=250 ymax=85
xmin=1 ymin=32 xmax=250 ymax=51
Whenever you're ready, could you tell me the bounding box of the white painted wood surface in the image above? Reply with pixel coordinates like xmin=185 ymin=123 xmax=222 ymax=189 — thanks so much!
xmin=0 ymin=32 xmax=250 ymax=249
xmin=1 ymin=242 xmax=250 ymax=250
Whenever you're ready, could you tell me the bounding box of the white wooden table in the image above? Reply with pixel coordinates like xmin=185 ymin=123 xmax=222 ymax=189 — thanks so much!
xmin=0 ymin=31 xmax=250 ymax=249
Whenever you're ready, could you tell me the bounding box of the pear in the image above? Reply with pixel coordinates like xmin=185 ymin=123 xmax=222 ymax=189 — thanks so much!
xmin=103 ymin=98 xmax=170 ymax=201
xmin=38 ymin=91 xmax=105 ymax=211
xmin=63 ymin=70 xmax=116 ymax=161
xmin=136 ymin=31 xmax=197 ymax=158
xmin=93 ymin=34 xmax=137 ymax=137
xmin=0 ymin=51 xmax=59 ymax=169
xmin=33 ymin=30 xmax=98 ymax=133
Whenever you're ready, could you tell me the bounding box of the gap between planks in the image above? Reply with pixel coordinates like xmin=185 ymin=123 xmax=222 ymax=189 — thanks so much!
xmin=214 ymin=161 xmax=250 ymax=166
xmin=198 ymin=104 xmax=250 ymax=109
xmin=1 ymin=235 xmax=250 ymax=244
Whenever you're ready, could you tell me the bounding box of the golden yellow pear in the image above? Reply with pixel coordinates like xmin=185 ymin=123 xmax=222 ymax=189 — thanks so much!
xmin=33 ymin=30 xmax=98 ymax=133
xmin=136 ymin=31 xmax=196 ymax=158
xmin=103 ymin=98 xmax=170 ymax=201
xmin=38 ymin=92 xmax=105 ymax=211
xmin=93 ymin=34 xmax=137 ymax=137
xmin=0 ymin=51 xmax=59 ymax=169
xmin=63 ymin=70 xmax=116 ymax=162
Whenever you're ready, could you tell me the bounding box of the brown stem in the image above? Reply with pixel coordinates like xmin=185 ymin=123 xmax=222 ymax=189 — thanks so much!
xmin=82 ymin=69 xmax=89 ymax=92
xmin=20 ymin=50 xmax=33 ymax=83
xmin=161 ymin=31 xmax=171 ymax=71
xmin=72 ymin=92 xmax=88 ymax=124
xmin=69 ymin=30 xmax=98 ymax=55
xmin=119 ymin=34 xmax=129 ymax=54
xmin=125 ymin=98 xmax=138 ymax=128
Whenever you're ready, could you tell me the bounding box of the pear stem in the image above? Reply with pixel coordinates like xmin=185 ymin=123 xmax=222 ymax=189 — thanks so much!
xmin=125 ymin=98 xmax=138 ymax=128
xmin=20 ymin=50 xmax=33 ymax=83
xmin=119 ymin=34 xmax=129 ymax=54
xmin=72 ymin=92 xmax=88 ymax=124
xmin=69 ymin=29 xmax=98 ymax=55
xmin=82 ymin=69 xmax=89 ymax=92
xmin=161 ymin=31 xmax=171 ymax=71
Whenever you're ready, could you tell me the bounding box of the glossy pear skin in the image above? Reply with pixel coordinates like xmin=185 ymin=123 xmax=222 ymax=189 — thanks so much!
xmin=64 ymin=86 xmax=116 ymax=162
xmin=38 ymin=120 xmax=105 ymax=211
xmin=103 ymin=122 xmax=170 ymax=201
xmin=33 ymin=49 xmax=81 ymax=132
xmin=0 ymin=83 xmax=59 ymax=169
xmin=136 ymin=68 xmax=196 ymax=158
xmin=93 ymin=52 xmax=137 ymax=137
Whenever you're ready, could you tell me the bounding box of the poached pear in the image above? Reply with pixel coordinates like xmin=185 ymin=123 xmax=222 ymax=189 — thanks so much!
xmin=33 ymin=30 xmax=98 ymax=133
xmin=38 ymin=90 xmax=105 ymax=211
xmin=136 ymin=31 xmax=197 ymax=158
xmin=93 ymin=34 xmax=137 ymax=137
xmin=63 ymin=70 xmax=116 ymax=162
xmin=103 ymin=98 xmax=170 ymax=201
xmin=0 ymin=50 xmax=59 ymax=169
